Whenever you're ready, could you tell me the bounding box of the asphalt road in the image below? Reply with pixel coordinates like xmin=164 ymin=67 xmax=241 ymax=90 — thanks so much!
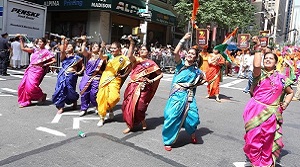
xmin=0 ymin=69 xmax=299 ymax=167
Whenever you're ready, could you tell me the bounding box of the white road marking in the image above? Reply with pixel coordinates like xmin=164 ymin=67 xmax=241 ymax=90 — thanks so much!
xmin=1 ymin=88 xmax=17 ymax=93
xmin=7 ymin=69 xmax=25 ymax=74
xmin=220 ymin=79 xmax=244 ymax=87
xmin=233 ymin=162 xmax=251 ymax=167
xmin=0 ymin=78 xmax=6 ymax=81
xmin=36 ymin=126 xmax=66 ymax=137
xmin=233 ymin=161 xmax=283 ymax=167
xmin=0 ymin=113 xmax=2 ymax=116
xmin=0 ymin=94 xmax=14 ymax=97
xmin=7 ymin=69 xmax=50 ymax=78
xmin=10 ymin=74 xmax=23 ymax=78
xmin=73 ymin=117 xmax=100 ymax=129
xmin=51 ymin=112 xmax=82 ymax=123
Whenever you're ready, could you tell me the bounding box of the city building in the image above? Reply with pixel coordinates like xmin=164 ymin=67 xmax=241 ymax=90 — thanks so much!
xmin=30 ymin=0 xmax=177 ymax=46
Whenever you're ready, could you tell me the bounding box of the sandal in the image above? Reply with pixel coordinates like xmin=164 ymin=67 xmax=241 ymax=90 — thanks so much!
xmin=141 ymin=120 xmax=147 ymax=130
xmin=164 ymin=145 xmax=172 ymax=151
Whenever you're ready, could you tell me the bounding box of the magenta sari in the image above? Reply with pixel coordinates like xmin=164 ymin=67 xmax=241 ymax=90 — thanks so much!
xmin=18 ymin=48 xmax=54 ymax=107
xmin=243 ymin=70 xmax=293 ymax=166
xmin=122 ymin=59 xmax=161 ymax=129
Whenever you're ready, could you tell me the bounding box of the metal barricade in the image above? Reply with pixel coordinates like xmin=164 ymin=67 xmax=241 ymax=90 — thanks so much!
xmin=161 ymin=55 xmax=176 ymax=73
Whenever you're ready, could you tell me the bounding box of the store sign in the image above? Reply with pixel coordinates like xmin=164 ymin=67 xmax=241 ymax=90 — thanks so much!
xmin=37 ymin=0 xmax=112 ymax=10
xmin=115 ymin=1 xmax=141 ymax=15
xmin=196 ymin=29 xmax=209 ymax=46
xmin=237 ymin=34 xmax=250 ymax=49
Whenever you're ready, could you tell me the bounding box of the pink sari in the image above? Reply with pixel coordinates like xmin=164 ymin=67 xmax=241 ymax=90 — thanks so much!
xmin=243 ymin=70 xmax=293 ymax=166
xmin=18 ymin=48 xmax=54 ymax=107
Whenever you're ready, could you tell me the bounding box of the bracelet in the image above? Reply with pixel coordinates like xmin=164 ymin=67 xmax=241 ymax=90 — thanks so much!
xmin=283 ymin=101 xmax=289 ymax=106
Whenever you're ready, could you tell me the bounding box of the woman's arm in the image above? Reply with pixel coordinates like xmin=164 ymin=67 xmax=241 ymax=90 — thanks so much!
xmin=20 ymin=38 xmax=34 ymax=53
xmin=252 ymin=52 xmax=262 ymax=77
xmin=59 ymin=37 xmax=67 ymax=62
xmin=173 ymin=32 xmax=191 ymax=64
xmin=148 ymin=70 xmax=163 ymax=84
xmin=43 ymin=57 xmax=56 ymax=67
xmin=99 ymin=41 xmax=108 ymax=61
xmin=76 ymin=60 xmax=85 ymax=75
xmin=81 ymin=41 xmax=90 ymax=58
xmin=127 ymin=35 xmax=136 ymax=63
xmin=281 ymin=86 xmax=294 ymax=110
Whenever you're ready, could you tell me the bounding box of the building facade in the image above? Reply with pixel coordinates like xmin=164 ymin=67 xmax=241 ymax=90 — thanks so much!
xmin=33 ymin=0 xmax=177 ymax=46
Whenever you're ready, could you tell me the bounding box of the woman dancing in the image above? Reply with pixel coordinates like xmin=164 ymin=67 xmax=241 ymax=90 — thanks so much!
xmin=162 ymin=32 xmax=206 ymax=151
xmin=18 ymin=37 xmax=56 ymax=108
xmin=243 ymin=51 xmax=294 ymax=167
xmin=122 ymin=36 xmax=163 ymax=134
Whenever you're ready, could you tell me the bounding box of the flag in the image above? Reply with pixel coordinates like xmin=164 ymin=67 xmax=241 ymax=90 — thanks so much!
xmin=191 ymin=0 xmax=199 ymax=21
xmin=213 ymin=44 xmax=232 ymax=63
xmin=222 ymin=27 xmax=239 ymax=44
xmin=191 ymin=0 xmax=199 ymax=29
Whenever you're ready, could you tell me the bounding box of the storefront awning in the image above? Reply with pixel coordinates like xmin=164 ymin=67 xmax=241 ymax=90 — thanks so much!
xmin=38 ymin=0 xmax=176 ymax=25
xmin=148 ymin=4 xmax=176 ymax=25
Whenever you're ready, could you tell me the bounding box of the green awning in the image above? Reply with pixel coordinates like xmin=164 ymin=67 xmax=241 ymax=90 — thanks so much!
xmin=149 ymin=4 xmax=176 ymax=17
xmin=148 ymin=4 xmax=176 ymax=25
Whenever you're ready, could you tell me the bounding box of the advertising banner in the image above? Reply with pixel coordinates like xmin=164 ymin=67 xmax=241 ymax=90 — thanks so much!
xmin=196 ymin=29 xmax=209 ymax=46
xmin=237 ymin=34 xmax=250 ymax=49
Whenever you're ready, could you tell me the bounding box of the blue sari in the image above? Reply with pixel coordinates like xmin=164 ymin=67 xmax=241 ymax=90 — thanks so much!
xmin=162 ymin=60 xmax=204 ymax=145
xmin=52 ymin=55 xmax=82 ymax=108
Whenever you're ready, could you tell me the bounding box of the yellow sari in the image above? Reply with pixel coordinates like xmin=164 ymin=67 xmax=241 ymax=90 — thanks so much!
xmin=96 ymin=55 xmax=130 ymax=118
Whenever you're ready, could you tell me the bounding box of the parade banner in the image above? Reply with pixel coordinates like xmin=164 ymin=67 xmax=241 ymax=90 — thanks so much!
xmin=259 ymin=36 xmax=269 ymax=47
xmin=237 ymin=34 xmax=250 ymax=49
xmin=196 ymin=28 xmax=209 ymax=46
xmin=259 ymin=30 xmax=270 ymax=37
xmin=259 ymin=30 xmax=270 ymax=47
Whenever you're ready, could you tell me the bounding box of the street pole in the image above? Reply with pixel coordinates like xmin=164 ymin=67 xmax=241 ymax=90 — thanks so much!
xmin=264 ymin=17 xmax=268 ymax=31
xmin=142 ymin=0 xmax=149 ymax=45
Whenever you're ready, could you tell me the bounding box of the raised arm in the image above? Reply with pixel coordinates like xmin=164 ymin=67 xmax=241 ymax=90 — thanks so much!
xmin=59 ymin=36 xmax=67 ymax=62
xmin=252 ymin=52 xmax=262 ymax=77
xmin=99 ymin=41 xmax=108 ymax=61
xmin=173 ymin=32 xmax=191 ymax=64
xmin=127 ymin=35 xmax=136 ymax=63
xmin=20 ymin=37 xmax=34 ymax=54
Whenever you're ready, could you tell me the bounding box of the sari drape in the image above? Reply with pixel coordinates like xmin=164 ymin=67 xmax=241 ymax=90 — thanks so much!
xmin=52 ymin=55 xmax=82 ymax=108
xmin=122 ymin=58 xmax=161 ymax=129
xmin=206 ymin=55 xmax=225 ymax=96
xmin=96 ymin=55 xmax=130 ymax=118
xmin=162 ymin=60 xmax=204 ymax=145
xmin=79 ymin=58 xmax=104 ymax=111
xmin=18 ymin=49 xmax=54 ymax=107
xmin=243 ymin=70 xmax=293 ymax=166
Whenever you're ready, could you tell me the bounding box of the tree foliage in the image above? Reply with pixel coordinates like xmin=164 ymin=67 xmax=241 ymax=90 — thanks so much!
xmin=174 ymin=0 xmax=256 ymax=30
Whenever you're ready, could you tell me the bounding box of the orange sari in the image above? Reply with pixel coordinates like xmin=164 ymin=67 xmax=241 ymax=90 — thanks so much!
xmin=206 ymin=53 xmax=225 ymax=96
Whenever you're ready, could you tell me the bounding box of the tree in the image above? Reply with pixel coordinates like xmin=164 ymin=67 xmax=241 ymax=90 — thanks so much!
xmin=174 ymin=0 xmax=256 ymax=30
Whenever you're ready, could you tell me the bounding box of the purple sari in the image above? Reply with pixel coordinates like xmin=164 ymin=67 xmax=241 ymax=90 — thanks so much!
xmin=18 ymin=48 xmax=54 ymax=107
xmin=52 ymin=55 xmax=82 ymax=108
xmin=243 ymin=70 xmax=293 ymax=166
xmin=79 ymin=58 xmax=104 ymax=111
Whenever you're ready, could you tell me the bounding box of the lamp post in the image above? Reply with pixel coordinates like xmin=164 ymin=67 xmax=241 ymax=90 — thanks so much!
xmin=142 ymin=0 xmax=149 ymax=45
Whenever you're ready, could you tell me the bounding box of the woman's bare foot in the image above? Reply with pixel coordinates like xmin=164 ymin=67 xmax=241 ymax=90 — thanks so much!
xmin=191 ymin=133 xmax=197 ymax=144
xmin=123 ymin=128 xmax=131 ymax=134
xmin=72 ymin=101 xmax=77 ymax=110
xmin=141 ymin=120 xmax=147 ymax=130
xmin=57 ymin=108 xmax=63 ymax=114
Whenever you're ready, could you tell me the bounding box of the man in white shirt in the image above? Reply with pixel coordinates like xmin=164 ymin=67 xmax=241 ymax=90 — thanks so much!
xmin=11 ymin=36 xmax=22 ymax=69
xmin=243 ymin=50 xmax=255 ymax=93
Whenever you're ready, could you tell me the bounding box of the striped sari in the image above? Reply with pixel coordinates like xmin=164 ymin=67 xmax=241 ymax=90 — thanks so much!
xmin=243 ymin=70 xmax=293 ymax=166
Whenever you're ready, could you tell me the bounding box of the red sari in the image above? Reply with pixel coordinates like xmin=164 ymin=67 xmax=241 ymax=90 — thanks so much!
xmin=122 ymin=58 xmax=161 ymax=129
xmin=206 ymin=53 xmax=225 ymax=96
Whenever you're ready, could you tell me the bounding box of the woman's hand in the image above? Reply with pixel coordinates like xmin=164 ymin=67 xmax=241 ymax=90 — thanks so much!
xmin=182 ymin=32 xmax=191 ymax=40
